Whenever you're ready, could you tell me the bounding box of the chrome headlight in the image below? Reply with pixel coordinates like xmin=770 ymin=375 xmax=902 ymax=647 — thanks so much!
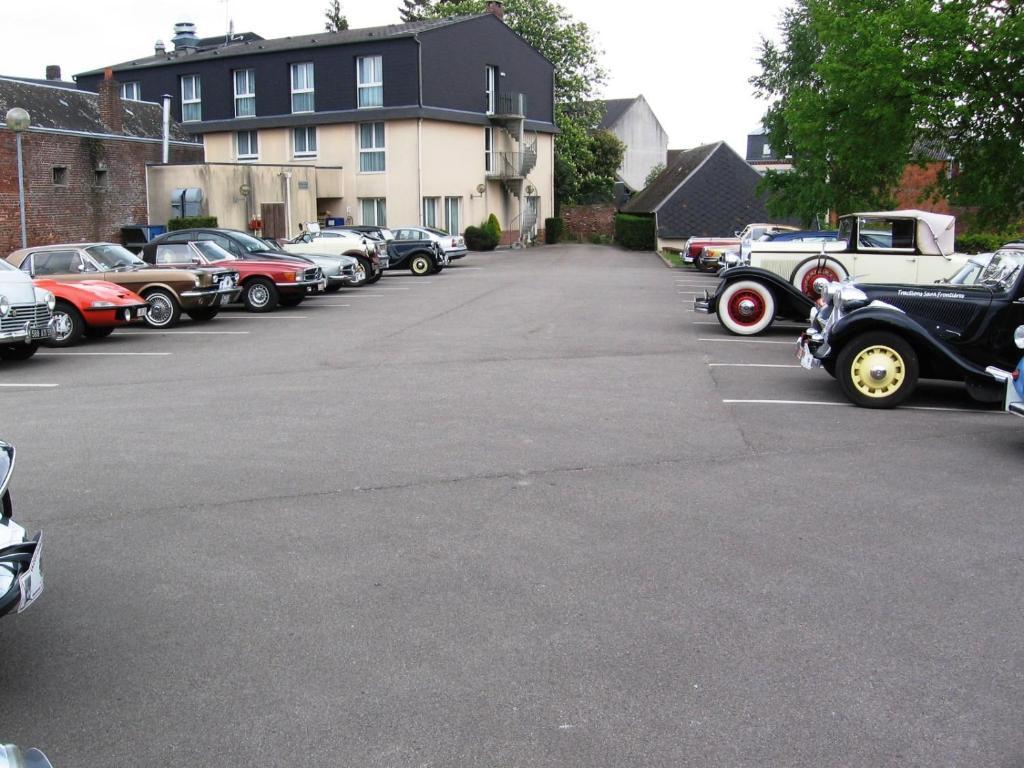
xmin=90 ymin=301 xmax=116 ymax=308
xmin=1015 ymin=325 xmax=1024 ymax=350
xmin=722 ymin=253 xmax=739 ymax=267
xmin=34 ymin=288 xmax=56 ymax=311
xmin=838 ymin=284 xmax=868 ymax=307
xmin=0 ymin=295 xmax=9 ymax=317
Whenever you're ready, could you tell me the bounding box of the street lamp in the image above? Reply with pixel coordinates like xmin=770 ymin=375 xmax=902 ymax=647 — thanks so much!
xmin=5 ymin=108 xmax=30 ymax=249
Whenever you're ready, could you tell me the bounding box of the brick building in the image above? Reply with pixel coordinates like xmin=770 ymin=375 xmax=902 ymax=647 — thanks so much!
xmin=0 ymin=71 xmax=203 ymax=256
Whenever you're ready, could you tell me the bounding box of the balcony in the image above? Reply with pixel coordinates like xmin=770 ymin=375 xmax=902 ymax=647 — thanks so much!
xmin=488 ymin=91 xmax=526 ymax=121
xmin=486 ymin=151 xmax=527 ymax=180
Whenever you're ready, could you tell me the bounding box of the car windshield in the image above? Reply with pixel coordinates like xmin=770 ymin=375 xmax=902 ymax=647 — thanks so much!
xmin=423 ymin=227 xmax=449 ymax=238
xmin=260 ymin=237 xmax=288 ymax=252
xmin=224 ymin=231 xmax=274 ymax=253
xmin=193 ymin=241 xmax=237 ymax=262
xmin=0 ymin=259 xmax=18 ymax=273
xmin=944 ymin=254 xmax=992 ymax=285
xmin=86 ymin=244 xmax=144 ymax=269
xmin=977 ymin=249 xmax=1024 ymax=291
xmin=837 ymin=217 xmax=855 ymax=248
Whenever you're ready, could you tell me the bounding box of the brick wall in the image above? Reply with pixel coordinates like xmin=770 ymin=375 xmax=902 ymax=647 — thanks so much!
xmin=0 ymin=130 xmax=203 ymax=256
xmin=561 ymin=204 xmax=616 ymax=240
xmin=895 ymin=161 xmax=972 ymax=232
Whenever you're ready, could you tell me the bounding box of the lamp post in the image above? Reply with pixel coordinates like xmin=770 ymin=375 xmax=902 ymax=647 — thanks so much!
xmin=5 ymin=108 xmax=30 ymax=249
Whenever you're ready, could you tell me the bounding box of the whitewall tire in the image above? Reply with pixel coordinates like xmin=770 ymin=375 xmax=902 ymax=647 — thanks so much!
xmin=716 ymin=280 xmax=776 ymax=335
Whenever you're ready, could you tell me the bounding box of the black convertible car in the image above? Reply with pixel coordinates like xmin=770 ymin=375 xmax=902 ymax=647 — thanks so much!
xmin=797 ymin=242 xmax=1024 ymax=408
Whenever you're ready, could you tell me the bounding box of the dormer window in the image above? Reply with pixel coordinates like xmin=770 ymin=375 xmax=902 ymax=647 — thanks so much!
xmin=181 ymin=74 xmax=201 ymax=122
xmin=291 ymin=62 xmax=314 ymax=113
xmin=357 ymin=56 xmax=383 ymax=108
xmin=120 ymin=82 xmax=141 ymax=101
xmin=234 ymin=69 xmax=256 ymax=118
xmin=762 ymin=143 xmax=772 ymax=157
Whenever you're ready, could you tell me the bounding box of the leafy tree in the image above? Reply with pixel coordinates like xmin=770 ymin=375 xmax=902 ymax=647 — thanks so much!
xmin=576 ymin=129 xmax=625 ymax=202
xmin=644 ymin=163 xmax=665 ymax=188
xmin=324 ymin=0 xmax=349 ymax=32
xmin=415 ymin=0 xmax=607 ymax=207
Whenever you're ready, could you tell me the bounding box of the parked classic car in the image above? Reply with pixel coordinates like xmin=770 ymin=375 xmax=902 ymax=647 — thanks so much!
xmin=985 ymin=325 xmax=1024 ymax=417
xmin=796 ymin=242 xmax=1024 ymax=408
xmin=0 ymin=259 xmax=54 ymax=360
xmin=695 ymin=210 xmax=972 ymax=335
xmin=143 ymin=240 xmax=325 ymax=312
xmin=386 ymin=238 xmax=449 ymax=276
xmin=284 ymin=225 xmax=383 ymax=285
xmin=36 ymin=279 xmax=148 ymax=346
xmin=392 ymin=227 xmax=468 ymax=261
xmin=145 ymin=228 xmax=350 ymax=292
xmin=7 ymin=244 xmax=239 ymax=328
xmin=0 ymin=440 xmax=43 ymax=620
xmin=683 ymin=236 xmax=740 ymax=267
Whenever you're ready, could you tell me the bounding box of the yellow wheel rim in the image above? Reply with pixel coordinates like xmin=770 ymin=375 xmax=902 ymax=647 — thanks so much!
xmin=849 ymin=345 xmax=905 ymax=398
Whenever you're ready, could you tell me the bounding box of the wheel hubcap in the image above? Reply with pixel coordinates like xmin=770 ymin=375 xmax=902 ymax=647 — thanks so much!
xmin=801 ymin=266 xmax=840 ymax=298
xmin=850 ymin=345 xmax=905 ymax=397
xmin=53 ymin=311 xmax=72 ymax=340
xmin=147 ymin=296 xmax=172 ymax=325
xmin=727 ymin=289 xmax=765 ymax=325
xmin=250 ymin=285 xmax=269 ymax=306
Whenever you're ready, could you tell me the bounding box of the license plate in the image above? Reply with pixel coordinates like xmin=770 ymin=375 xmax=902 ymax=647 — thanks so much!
xmin=797 ymin=340 xmax=820 ymax=369
xmin=218 ymin=293 xmax=233 ymax=306
xmin=16 ymin=533 xmax=43 ymax=613
xmin=29 ymin=327 xmax=50 ymax=339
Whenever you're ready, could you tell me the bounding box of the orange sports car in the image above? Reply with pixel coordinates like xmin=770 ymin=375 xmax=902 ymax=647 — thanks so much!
xmin=34 ymin=279 xmax=148 ymax=347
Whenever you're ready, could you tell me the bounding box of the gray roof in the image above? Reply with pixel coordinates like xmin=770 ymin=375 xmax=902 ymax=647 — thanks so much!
xmin=622 ymin=142 xmax=720 ymax=214
xmin=0 ymin=77 xmax=196 ymax=141
xmin=76 ymin=16 xmax=484 ymax=76
xmin=595 ymin=98 xmax=637 ymax=130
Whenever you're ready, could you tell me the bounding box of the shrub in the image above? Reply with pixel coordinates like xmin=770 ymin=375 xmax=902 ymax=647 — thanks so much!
xmin=614 ymin=213 xmax=656 ymax=250
xmin=464 ymin=224 xmax=499 ymax=251
xmin=168 ymin=216 xmax=218 ymax=231
xmin=587 ymin=232 xmax=612 ymax=245
xmin=956 ymin=231 xmax=1018 ymax=254
xmin=544 ymin=217 xmax=564 ymax=244
xmin=484 ymin=213 xmax=502 ymax=242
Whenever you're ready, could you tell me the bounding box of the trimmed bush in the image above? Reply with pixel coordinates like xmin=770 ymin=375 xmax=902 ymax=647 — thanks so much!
xmin=956 ymin=231 xmax=1018 ymax=254
xmin=465 ymin=224 xmax=499 ymax=251
xmin=544 ymin=217 xmax=564 ymax=244
xmin=168 ymin=216 xmax=218 ymax=231
xmin=614 ymin=213 xmax=656 ymax=250
xmin=484 ymin=213 xmax=502 ymax=242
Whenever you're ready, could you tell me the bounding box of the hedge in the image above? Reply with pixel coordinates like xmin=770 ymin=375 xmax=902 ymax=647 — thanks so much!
xmin=956 ymin=232 xmax=1019 ymax=254
xmin=544 ymin=217 xmax=564 ymax=244
xmin=168 ymin=216 xmax=218 ymax=231
xmin=614 ymin=213 xmax=656 ymax=250
xmin=465 ymin=225 xmax=499 ymax=251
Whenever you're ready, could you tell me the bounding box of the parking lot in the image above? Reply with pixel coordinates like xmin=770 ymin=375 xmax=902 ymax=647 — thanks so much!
xmin=2 ymin=244 xmax=1023 ymax=767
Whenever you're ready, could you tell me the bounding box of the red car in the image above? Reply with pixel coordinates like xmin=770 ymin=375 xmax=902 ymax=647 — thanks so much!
xmin=142 ymin=240 xmax=325 ymax=312
xmin=35 ymin=279 xmax=148 ymax=347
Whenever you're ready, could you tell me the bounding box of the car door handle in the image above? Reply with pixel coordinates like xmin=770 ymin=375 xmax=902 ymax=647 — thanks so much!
xmin=906 ymin=258 xmax=917 ymax=262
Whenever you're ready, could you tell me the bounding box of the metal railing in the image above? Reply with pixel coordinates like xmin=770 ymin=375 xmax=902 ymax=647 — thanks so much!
xmin=486 ymin=152 xmax=527 ymax=179
xmin=491 ymin=92 xmax=526 ymax=118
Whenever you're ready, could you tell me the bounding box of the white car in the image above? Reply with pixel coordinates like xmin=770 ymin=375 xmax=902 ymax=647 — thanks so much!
xmin=0 ymin=260 xmax=56 ymax=361
xmin=392 ymin=227 xmax=468 ymax=260
xmin=282 ymin=225 xmax=383 ymax=286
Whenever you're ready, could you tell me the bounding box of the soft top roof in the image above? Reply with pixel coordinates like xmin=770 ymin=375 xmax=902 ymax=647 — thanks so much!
xmin=844 ymin=209 xmax=956 ymax=256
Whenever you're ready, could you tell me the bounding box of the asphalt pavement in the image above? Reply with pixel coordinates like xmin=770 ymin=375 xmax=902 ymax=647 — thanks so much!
xmin=1 ymin=245 xmax=1022 ymax=767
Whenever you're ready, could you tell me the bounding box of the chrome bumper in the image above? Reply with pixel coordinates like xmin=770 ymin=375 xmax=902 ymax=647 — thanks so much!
xmin=0 ymin=318 xmax=54 ymax=344
xmin=180 ymin=286 xmax=242 ymax=307
xmin=693 ymin=289 xmax=712 ymax=314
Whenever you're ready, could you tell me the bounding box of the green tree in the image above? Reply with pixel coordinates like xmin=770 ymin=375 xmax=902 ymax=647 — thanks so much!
xmin=416 ymin=0 xmax=607 ymax=207
xmin=644 ymin=163 xmax=665 ymax=188
xmin=576 ymin=129 xmax=624 ymax=202
xmin=324 ymin=0 xmax=349 ymax=32
xmin=751 ymin=0 xmax=917 ymax=223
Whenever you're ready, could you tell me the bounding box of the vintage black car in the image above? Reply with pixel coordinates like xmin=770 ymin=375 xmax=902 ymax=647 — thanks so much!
xmin=797 ymin=243 xmax=1024 ymax=408
xmin=386 ymin=238 xmax=448 ymax=276
xmin=0 ymin=440 xmax=43 ymax=619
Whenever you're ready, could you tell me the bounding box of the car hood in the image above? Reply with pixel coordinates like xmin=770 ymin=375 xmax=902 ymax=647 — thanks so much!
xmin=34 ymin=278 xmax=146 ymax=305
xmin=0 ymin=267 xmax=40 ymax=303
xmin=853 ymin=281 xmax=996 ymax=338
xmin=241 ymin=251 xmax=314 ymax=264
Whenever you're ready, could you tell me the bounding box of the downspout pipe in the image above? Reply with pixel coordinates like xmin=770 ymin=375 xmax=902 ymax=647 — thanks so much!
xmin=415 ymin=34 xmax=423 ymax=225
xmin=161 ymin=94 xmax=171 ymax=164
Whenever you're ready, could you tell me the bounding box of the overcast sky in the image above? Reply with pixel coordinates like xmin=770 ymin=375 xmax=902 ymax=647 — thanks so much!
xmin=3 ymin=0 xmax=791 ymax=158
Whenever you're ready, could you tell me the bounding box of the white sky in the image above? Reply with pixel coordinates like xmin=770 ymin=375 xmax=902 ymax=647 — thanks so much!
xmin=3 ymin=0 xmax=791 ymax=157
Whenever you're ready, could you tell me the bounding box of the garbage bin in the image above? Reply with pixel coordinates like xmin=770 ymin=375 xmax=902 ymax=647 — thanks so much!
xmin=121 ymin=224 xmax=168 ymax=254
xmin=325 ymin=217 xmax=345 ymax=228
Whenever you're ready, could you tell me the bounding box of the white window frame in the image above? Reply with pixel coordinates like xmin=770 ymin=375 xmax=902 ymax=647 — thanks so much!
xmin=236 ymin=130 xmax=259 ymax=161
xmin=360 ymin=198 xmax=387 ymax=226
xmin=120 ymin=82 xmax=141 ymax=101
xmin=234 ymin=68 xmax=256 ymax=118
xmin=181 ymin=74 xmax=201 ymax=122
xmin=359 ymin=122 xmax=386 ymax=173
xmin=485 ymin=127 xmax=494 ymax=174
xmin=762 ymin=143 xmax=772 ymax=157
xmin=485 ymin=65 xmax=497 ymax=115
xmin=291 ymin=62 xmax=315 ymax=114
xmin=444 ymin=196 xmax=461 ymax=235
xmin=293 ymin=126 xmax=317 ymax=158
xmin=357 ymin=55 xmax=383 ymax=109
xmin=422 ymin=197 xmax=439 ymax=228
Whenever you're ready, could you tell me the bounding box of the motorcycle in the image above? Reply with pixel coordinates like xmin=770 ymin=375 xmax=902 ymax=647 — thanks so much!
xmin=0 ymin=744 xmax=53 ymax=768
xmin=984 ymin=325 xmax=1024 ymax=417
xmin=0 ymin=440 xmax=43 ymax=618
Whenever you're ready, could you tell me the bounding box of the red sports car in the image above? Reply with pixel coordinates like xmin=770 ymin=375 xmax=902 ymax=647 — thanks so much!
xmin=34 ymin=279 xmax=148 ymax=347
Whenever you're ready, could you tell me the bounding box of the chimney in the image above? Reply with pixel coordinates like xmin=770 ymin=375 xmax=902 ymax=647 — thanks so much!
xmin=155 ymin=40 xmax=166 ymax=55
xmin=172 ymin=22 xmax=200 ymax=53
xmin=485 ymin=1 xmax=504 ymax=21
xmin=97 ymin=69 xmax=124 ymax=134
xmin=45 ymin=65 xmax=61 ymax=81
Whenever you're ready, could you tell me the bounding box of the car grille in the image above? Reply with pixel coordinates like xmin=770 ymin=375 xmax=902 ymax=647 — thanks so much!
xmin=217 ymin=271 xmax=239 ymax=289
xmin=1 ymin=302 xmax=51 ymax=333
xmin=304 ymin=267 xmax=322 ymax=282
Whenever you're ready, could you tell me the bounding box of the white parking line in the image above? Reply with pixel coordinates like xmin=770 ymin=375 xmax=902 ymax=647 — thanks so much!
xmin=216 ymin=315 xmax=309 ymax=319
xmin=722 ymin=399 xmax=1003 ymax=414
xmin=36 ymin=352 xmax=172 ymax=356
xmin=115 ymin=331 xmax=251 ymax=335
xmin=342 ymin=294 xmax=384 ymax=298
xmin=0 ymin=383 xmax=59 ymax=388
xmin=698 ymin=337 xmax=795 ymax=345
xmin=709 ymin=363 xmax=800 ymax=368
xmin=312 ymin=303 xmax=350 ymax=307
